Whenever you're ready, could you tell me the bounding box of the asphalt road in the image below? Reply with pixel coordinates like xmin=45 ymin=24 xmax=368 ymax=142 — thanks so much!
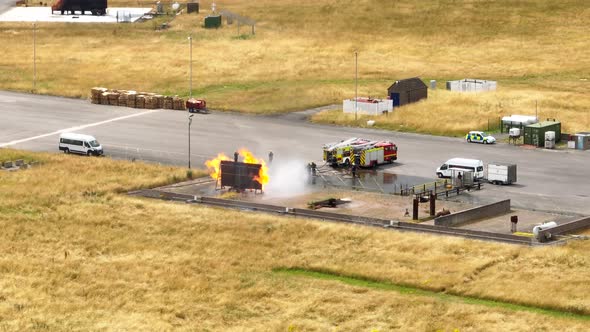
xmin=1 ymin=91 xmax=589 ymax=215
xmin=0 ymin=0 xmax=13 ymax=15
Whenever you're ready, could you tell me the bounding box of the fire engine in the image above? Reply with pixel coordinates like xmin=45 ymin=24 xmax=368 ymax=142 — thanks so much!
xmin=323 ymin=138 xmax=372 ymax=166
xmin=323 ymin=138 xmax=397 ymax=167
xmin=352 ymin=141 xmax=398 ymax=167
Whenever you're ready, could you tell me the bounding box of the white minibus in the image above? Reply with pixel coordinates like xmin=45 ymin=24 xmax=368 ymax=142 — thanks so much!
xmin=436 ymin=158 xmax=484 ymax=180
xmin=58 ymin=133 xmax=103 ymax=156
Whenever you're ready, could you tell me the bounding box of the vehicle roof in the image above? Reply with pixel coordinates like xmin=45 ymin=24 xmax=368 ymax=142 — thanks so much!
xmin=488 ymin=162 xmax=516 ymax=166
xmin=59 ymin=132 xmax=97 ymax=140
xmin=468 ymin=131 xmax=484 ymax=134
xmin=445 ymin=158 xmax=483 ymax=165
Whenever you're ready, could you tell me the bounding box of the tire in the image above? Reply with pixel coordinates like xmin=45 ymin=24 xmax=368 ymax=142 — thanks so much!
xmin=87 ymin=151 xmax=93 ymax=156
xmin=437 ymin=173 xmax=443 ymax=178
xmin=467 ymin=138 xmax=471 ymax=143
xmin=64 ymin=148 xmax=69 ymax=154
xmin=484 ymin=140 xmax=489 ymax=145
xmin=344 ymin=159 xmax=350 ymax=167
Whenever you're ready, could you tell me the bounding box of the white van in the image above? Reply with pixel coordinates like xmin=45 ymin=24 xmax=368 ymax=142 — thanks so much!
xmin=58 ymin=133 xmax=103 ymax=156
xmin=436 ymin=158 xmax=484 ymax=180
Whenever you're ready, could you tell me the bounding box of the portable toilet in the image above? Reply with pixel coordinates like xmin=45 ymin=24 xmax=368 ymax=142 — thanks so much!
xmin=575 ymin=132 xmax=590 ymax=150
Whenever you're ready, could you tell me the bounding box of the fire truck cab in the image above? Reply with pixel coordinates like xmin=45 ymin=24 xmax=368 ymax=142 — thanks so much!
xmin=352 ymin=141 xmax=398 ymax=168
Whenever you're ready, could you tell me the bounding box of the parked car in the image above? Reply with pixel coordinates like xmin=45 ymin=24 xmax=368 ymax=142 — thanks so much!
xmin=466 ymin=131 xmax=496 ymax=144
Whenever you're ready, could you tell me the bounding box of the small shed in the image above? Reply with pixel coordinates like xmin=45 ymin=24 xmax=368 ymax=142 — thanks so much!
xmin=523 ymin=121 xmax=561 ymax=147
xmin=204 ymin=15 xmax=222 ymax=28
xmin=387 ymin=77 xmax=428 ymax=108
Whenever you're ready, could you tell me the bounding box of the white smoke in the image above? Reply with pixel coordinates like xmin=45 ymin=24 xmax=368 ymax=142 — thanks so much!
xmin=264 ymin=159 xmax=312 ymax=197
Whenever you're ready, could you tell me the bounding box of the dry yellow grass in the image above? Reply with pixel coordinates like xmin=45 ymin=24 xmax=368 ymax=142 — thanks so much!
xmin=0 ymin=0 xmax=588 ymax=133
xmin=312 ymin=88 xmax=590 ymax=135
xmin=0 ymin=148 xmax=589 ymax=330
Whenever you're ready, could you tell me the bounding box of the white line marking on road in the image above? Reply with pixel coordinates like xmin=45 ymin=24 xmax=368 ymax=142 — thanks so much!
xmin=106 ymin=143 xmax=213 ymax=158
xmin=0 ymin=109 xmax=160 ymax=147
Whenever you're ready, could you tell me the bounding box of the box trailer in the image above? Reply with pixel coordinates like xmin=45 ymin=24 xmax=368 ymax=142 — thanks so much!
xmin=487 ymin=162 xmax=517 ymax=185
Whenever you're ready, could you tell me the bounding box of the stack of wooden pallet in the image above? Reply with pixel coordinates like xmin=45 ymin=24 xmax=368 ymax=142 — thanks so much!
xmin=163 ymin=96 xmax=174 ymax=109
xmin=136 ymin=95 xmax=145 ymax=108
xmin=89 ymin=87 xmax=186 ymax=111
xmin=90 ymin=87 xmax=108 ymax=104
xmin=173 ymin=96 xmax=185 ymax=110
xmin=126 ymin=92 xmax=136 ymax=108
xmin=117 ymin=93 xmax=128 ymax=107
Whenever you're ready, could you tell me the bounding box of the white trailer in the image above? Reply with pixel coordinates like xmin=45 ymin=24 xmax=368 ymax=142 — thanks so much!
xmin=487 ymin=162 xmax=517 ymax=185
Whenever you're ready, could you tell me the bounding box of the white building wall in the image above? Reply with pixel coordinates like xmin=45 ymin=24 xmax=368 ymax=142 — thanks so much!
xmin=446 ymin=79 xmax=497 ymax=92
xmin=343 ymin=98 xmax=393 ymax=115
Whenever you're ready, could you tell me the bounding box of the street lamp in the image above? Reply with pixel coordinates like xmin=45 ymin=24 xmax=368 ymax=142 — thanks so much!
xmin=188 ymin=35 xmax=192 ymax=98
xmin=33 ymin=22 xmax=36 ymax=93
xmin=188 ymin=114 xmax=194 ymax=169
xmin=354 ymin=51 xmax=358 ymax=121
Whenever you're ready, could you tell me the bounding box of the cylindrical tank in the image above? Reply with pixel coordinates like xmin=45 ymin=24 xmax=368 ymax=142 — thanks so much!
xmin=545 ymin=131 xmax=555 ymax=141
xmin=533 ymin=221 xmax=557 ymax=238
xmin=509 ymin=128 xmax=521 ymax=137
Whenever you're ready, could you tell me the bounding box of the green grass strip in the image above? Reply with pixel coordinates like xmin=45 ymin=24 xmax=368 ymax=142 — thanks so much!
xmin=274 ymin=267 xmax=590 ymax=321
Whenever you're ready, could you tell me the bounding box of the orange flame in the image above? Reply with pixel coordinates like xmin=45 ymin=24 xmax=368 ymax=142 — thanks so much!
xmin=204 ymin=149 xmax=270 ymax=189
xmin=204 ymin=152 xmax=231 ymax=181
xmin=239 ymin=148 xmax=270 ymax=188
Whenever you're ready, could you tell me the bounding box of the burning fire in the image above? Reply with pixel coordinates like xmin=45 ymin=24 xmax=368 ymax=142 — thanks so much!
xmin=204 ymin=152 xmax=231 ymax=181
xmin=204 ymin=148 xmax=270 ymax=188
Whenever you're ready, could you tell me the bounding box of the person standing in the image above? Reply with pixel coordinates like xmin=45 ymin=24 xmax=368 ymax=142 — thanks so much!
xmin=268 ymin=151 xmax=274 ymax=164
xmin=234 ymin=151 xmax=239 ymax=163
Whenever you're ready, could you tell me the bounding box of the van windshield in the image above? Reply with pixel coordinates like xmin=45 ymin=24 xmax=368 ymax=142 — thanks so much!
xmin=89 ymin=140 xmax=100 ymax=147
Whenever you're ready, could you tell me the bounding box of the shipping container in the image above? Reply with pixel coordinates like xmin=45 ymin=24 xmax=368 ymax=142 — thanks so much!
xmin=523 ymin=121 xmax=561 ymax=147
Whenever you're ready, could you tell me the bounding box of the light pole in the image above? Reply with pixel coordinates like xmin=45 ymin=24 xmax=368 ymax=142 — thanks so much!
xmin=188 ymin=35 xmax=192 ymax=98
xmin=188 ymin=114 xmax=194 ymax=169
xmin=354 ymin=51 xmax=358 ymax=121
xmin=33 ymin=22 xmax=36 ymax=93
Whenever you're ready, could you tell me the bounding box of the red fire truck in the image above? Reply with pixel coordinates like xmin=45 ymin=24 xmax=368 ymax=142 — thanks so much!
xmin=351 ymin=141 xmax=398 ymax=167
xmin=323 ymin=138 xmax=397 ymax=167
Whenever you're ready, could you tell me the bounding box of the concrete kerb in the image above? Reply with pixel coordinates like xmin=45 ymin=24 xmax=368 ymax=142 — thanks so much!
xmin=1 ymin=159 xmax=37 ymax=171
xmin=537 ymin=216 xmax=590 ymax=243
xmin=434 ymin=199 xmax=511 ymax=227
